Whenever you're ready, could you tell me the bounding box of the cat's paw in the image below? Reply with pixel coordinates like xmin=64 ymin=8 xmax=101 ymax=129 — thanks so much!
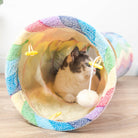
xmin=64 ymin=94 xmax=76 ymax=103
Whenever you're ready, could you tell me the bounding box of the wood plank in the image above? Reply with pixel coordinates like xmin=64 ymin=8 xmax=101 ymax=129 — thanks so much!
xmin=0 ymin=74 xmax=138 ymax=138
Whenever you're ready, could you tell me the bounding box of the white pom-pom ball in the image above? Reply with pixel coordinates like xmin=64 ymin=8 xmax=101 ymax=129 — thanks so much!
xmin=77 ymin=89 xmax=99 ymax=108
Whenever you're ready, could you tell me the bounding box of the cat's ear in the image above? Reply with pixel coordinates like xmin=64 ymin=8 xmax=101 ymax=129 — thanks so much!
xmin=67 ymin=47 xmax=79 ymax=63
xmin=71 ymin=47 xmax=79 ymax=60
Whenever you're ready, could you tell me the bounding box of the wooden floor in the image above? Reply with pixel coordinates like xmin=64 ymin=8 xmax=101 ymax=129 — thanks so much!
xmin=0 ymin=74 xmax=138 ymax=138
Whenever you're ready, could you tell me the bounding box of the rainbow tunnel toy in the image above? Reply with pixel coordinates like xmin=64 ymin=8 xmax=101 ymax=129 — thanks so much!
xmin=5 ymin=16 xmax=133 ymax=131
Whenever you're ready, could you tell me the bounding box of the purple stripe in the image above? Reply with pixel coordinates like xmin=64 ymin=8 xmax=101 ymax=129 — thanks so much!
xmin=40 ymin=16 xmax=65 ymax=27
xmin=85 ymin=107 xmax=104 ymax=120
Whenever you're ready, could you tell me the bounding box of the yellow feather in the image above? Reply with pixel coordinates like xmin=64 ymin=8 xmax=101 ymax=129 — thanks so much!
xmin=89 ymin=61 xmax=103 ymax=70
xmin=48 ymin=112 xmax=62 ymax=120
xmin=25 ymin=51 xmax=38 ymax=56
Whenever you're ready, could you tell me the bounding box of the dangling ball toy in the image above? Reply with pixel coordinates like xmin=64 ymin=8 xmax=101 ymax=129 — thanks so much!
xmin=77 ymin=56 xmax=103 ymax=107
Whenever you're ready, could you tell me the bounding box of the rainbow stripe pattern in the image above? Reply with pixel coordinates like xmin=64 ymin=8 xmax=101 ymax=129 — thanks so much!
xmin=5 ymin=16 xmax=132 ymax=131
xmin=103 ymin=32 xmax=133 ymax=77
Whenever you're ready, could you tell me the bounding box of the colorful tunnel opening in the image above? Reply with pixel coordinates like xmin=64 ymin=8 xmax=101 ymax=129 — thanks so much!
xmin=18 ymin=27 xmax=108 ymax=122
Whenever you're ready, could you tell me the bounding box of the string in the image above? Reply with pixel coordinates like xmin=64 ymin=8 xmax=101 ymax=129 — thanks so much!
xmin=88 ymin=56 xmax=101 ymax=91
xmin=28 ymin=45 xmax=30 ymax=52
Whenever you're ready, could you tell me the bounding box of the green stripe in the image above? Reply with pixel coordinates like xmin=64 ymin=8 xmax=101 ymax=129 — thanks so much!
xmin=104 ymin=47 xmax=116 ymax=74
xmin=7 ymin=40 xmax=29 ymax=61
xmin=116 ymin=43 xmax=122 ymax=58
xmin=21 ymin=101 xmax=37 ymax=125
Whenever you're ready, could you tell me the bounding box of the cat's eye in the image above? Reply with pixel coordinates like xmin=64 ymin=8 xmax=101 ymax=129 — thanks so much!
xmin=85 ymin=63 xmax=91 ymax=67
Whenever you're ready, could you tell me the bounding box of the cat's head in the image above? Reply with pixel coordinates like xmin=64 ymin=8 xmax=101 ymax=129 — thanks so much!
xmin=61 ymin=47 xmax=92 ymax=78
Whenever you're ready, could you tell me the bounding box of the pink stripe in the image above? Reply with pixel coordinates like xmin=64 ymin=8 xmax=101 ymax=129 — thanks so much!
xmin=97 ymin=87 xmax=115 ymax=107
xmin=25 ymin=20 xmax=52 ymax=32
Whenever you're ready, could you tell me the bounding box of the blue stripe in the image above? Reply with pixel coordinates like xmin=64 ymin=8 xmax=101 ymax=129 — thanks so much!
xmin=69 ymin=118 xmax=91 ymax=129
xmin=5 ymin=58 xmax=19 ymax=78
xmin=59 ymin=16 xmax=83 ymax=33
xmin=94 ymin=32 xmax=110 ymax=61
xmin=6 ymin=72 xmax=21 ymax=95
xmin=78 ymin=19 xmax=96 ymax=45
xmin=49 ymin=119 xmax=75 ymax=131
xmin=35 ymin=115 xmax=54 ymax=130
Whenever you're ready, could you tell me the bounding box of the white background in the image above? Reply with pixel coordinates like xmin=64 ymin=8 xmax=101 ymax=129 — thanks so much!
xmin=0 ymin=0 xmax=138 ymax=75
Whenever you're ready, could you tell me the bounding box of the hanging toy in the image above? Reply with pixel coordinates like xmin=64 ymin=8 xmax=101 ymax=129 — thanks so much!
xmin=25 ymin=43 xmax=38 ymax=56
xmin=89 ymin=61 xmax=103 ymax=70
xmin=77 ymin=56 xmax=103 ymax=108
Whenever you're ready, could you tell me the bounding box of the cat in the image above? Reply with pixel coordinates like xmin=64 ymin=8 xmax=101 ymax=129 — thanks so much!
xmin=53 ymin=47 xmax=100 ymax=103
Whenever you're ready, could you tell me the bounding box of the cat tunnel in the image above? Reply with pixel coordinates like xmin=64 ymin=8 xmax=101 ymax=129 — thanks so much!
xmin=5 ymin=16 xmax=133 ymax=131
